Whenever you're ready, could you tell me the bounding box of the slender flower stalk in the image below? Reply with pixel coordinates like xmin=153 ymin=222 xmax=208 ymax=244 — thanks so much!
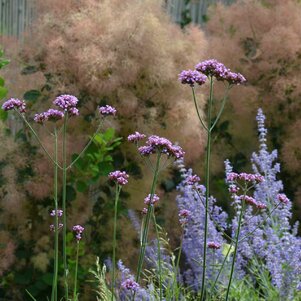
xmin=73 ymin=241 xmax=80 ymax=301
xmin=200 ymin=75 xmax=214 ymax=301
xmin=62 ymin=113 xmax=69 ymax=300
xmin=51 ymin=127 xmax=59 ymax=301
xmin=135 ymin=153 xmax=161 ymax=288
xmin=225 ymin=201 xmax=246 ymax=301
xmin=111 ymin=184 xmax=122 ymax=300
xmin=152 ymin=211 xmax=163 ymax=301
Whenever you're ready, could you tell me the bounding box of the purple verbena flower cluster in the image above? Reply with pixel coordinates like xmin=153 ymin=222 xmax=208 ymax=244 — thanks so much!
xmin=144 ymin=194 xmax=160 ymax=206
xmin=178 ymin=70 xmax=207 ymax=87
xmin=99 ymin=105 xmax=117 ymax=116
xmin=137 ymin=135 xmax=184 ymax=159
xmin=108 ymin=170 xmax=129 ymax=186
xmin=179 ymin=209 xmax=191 ymax=226
xmin=49 ymin=209 xmax=64 ymax=232
xmin=2 ymin=98 xmax=26 ymax=113
xmin=207 ymin=242 xmax=221 ymax=250
xmin=53 ymin=94 xmax=78 ymax=111
xmin=72 ymin=225 xmax=84 ymax=241
xmin=179 ymin=59 xmax=246 ymax=87
xmin=195 ymin=59 xmax=246 ymax=84
xmin=34 ymin=109 xmax=64 ymax=124
xmin=50 ymin=209 xmax=63 ymax=217
xmin=127 ymin=131 xmax=146 ymax=143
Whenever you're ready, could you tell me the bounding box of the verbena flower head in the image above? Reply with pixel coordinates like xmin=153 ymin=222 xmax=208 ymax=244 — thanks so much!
xmin=141 ymin=208 xmax=148 ymax=215
xmin=50 ymin=223 xmax=63 ymax=232
xmin=144 ymin=194 xmax=160 ymax=206
xmin=34 ymin=112 xmax=48 ymax=124
xmin=99 ymin=105 xmax=117 ymax=116
xmin=208 ymin=242 xmax=222 ymax=250
xmin=195 ymin=59 xmax=228 ymax=79
xmin=226 ymin=172 xmax=264 ymax=183
xmin=138 ymin=135 xmax=185 ymax=159
xmin=179 ymin=209 xmax=191 ymax=226
xmin=121 ymin=279 xmax=140 ymax=291
xmin=127 ymin=131 xmax=146 ymax=143
xmin=72 ymin=225 xmax=84 ymax=241
xmin=239 ymin=195 xmax=258 ymax=207
xmin=34 ymin=109 xmax=64 ymax=124
xmin=50 ymin=209 xmax=63 ymax=217
xmin=186 ymin=174 xmax=201 ymax=185
xmin=195 ymin=59 xmax=246 ymax=84
xmin=68 ymin=107 xmax=79 ymax=117
xmin=2 ymin=98 xmax=26 ymax=113
xmin=277 ymin=193 xmax=289 ymax=204
xmin=108 ymin=170 xmax=129 ymax=186
xmin=178 ymin=69 xmax=207 ymax=87
xmin=53 ymin=94 xmax=78 ymax=111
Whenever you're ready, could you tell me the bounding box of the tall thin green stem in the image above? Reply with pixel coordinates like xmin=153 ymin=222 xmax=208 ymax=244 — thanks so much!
xmin=62 ymin=114 xmax=69 ymax=301
xmin=133 ymin=153 xmax=161 ymax=300
xmin=111 ymin=184 xmax=121 ymax=301
xmin=173 ymin=232 xmax=184 ymax=301
xmin=51 ymin=128 xmax=59 ymax=301
xmin=225 ymin=202 xmax=245 ymax=301
xmin=73 ymin=241 xmax=80 ymax=301
xmin=200 ymin=76 xmax=214 ymax=301
xmin=152 ymin=212 xmax=162 ymax=301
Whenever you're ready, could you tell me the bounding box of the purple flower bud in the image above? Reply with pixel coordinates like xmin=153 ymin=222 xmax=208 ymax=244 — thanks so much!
xmin=50 ymin=209 xmax=63 ymax=217
xmin=208 ymin=242 xmax=222 ymax=250
xmin=121 ymin=279 xmax=140 ymax=291
xmin=46 ymin=109 xmax=64 ymax=121
xmin=178 ymin=70 xmax=207 ymax=87
xmin=34 ymin=112 xmax=48 ymax=124
xmin=186 ymin=174 xmax=201 ymax=185
xmin=2 ymin=98 xmax=26 ymax=113
xmin=179 ymin=209 xmax=191 ymax=226
xmin=53 ymin=94 xmax=79 ymax=110
xmin=138 ymin=145 xmax=156 ymax=156
xmin=144 ymin=194 xmax=160 ymax=205
xmin=50 ymin=223 xmax=63 ymax=232
xmin=72 ymin=225 xmax=85 ymax=241
xmin=108 ymin=170 xmax=129 ymax=186
xmin=128 ymin=131 xmax=146 ymax=143
xmin=229 ymin=184 xmax=239 ymax=194
xmin=240 ymin=195 xmax=257 ymax=206
xmin=68 ymin=107 xmax=79 ymax=117
xmin=141 ymin=208 xmax=148 ymax=215
xmin=277 ymin=193 xmax=289 ymax=204
xmin=99 ymin=105 xmax=117 ymax=116
xmin=256 ymin=202 xmax=267 ymax=210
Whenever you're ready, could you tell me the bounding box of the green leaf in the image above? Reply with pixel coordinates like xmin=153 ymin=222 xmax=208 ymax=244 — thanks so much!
xmin=103 ymin=128 xmax=115 ymax=141
xmin=0 ymin=59 xmax=9 ymax=69
xmin=41 ymin=273 xmax=53 ymax=285
xmin=0 ymin=109 xmax=8 ymax=121
xmin=0 ymin=76 xmax=5 ymax=86
xmin=98 ymin=162 xmax=113 ymax=176
xmin=76 ymin=180 xmax=88 ymax=193
xmin=0 ymin=86 xmax=8 ymax=99
xmin=23 ymin=90 xmax=41 ymax=103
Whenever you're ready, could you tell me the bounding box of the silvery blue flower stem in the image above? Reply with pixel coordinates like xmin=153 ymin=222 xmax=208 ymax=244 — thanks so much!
xmin=134 ymin=153 xmax=161 ymax=298
xmin=62 ymin=114 xmax=69 ymax=301
xmin=225 ymin=200 xmax=246 ymax=301
xmin=200 ymin=76 xmax=214 ymax=301
xmin=111 ymin=184 xmax=121 ymax=301
xmin=73 ymin=241 xmax=80 ymax=301
xmin=152 ymin=212 xmax=163 ymax=301
xmin=51 ymin=128 xmax=59 ymax=301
